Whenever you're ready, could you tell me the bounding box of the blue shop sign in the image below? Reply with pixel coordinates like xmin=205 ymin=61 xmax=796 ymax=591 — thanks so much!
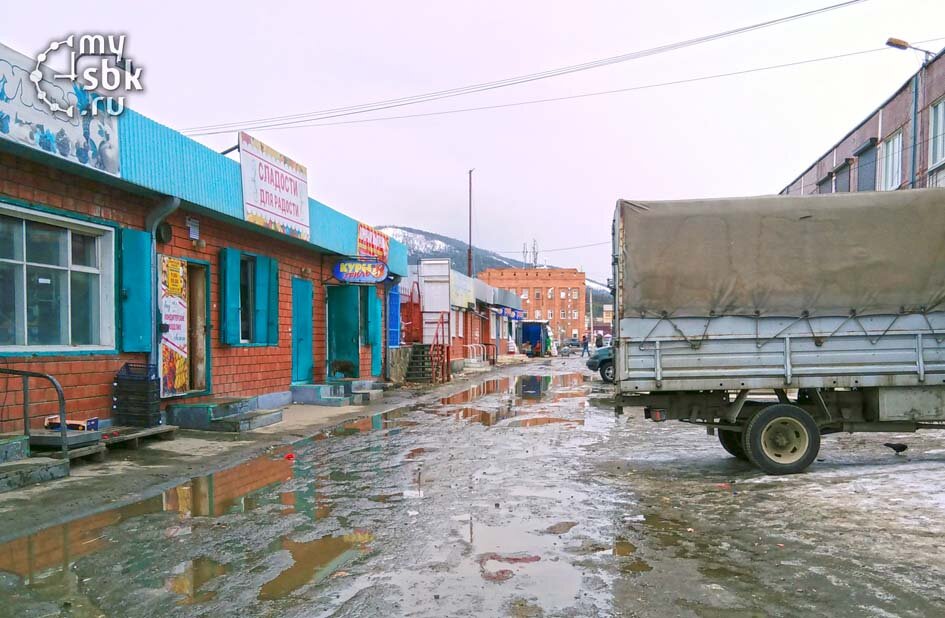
xmin=333 ymin=258 xmax=388 ymax=284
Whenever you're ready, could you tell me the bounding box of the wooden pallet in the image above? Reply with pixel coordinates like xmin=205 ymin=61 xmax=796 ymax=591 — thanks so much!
xmin=44 ymin=443 xmax=107 ymax=463
xmin=101 ymin=424 xmax=178 ymax=449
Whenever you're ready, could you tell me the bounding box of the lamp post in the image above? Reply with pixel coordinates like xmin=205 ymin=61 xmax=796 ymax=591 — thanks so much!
xmin=467 ymin=168 xmax=474 ymax=276
xmin=886 ymin=38 xmax=935 ymax=189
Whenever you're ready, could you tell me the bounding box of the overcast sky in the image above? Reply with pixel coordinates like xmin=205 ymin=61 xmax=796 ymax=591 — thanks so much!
xmin=6 ymin=0 xmax=945 ymax=280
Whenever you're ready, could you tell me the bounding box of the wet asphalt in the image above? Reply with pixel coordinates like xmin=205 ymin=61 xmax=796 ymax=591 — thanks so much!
xmin=2 ymin=356 xmax=945 ymax=617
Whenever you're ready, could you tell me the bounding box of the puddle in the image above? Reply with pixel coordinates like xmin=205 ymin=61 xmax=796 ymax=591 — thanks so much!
xmin=258 ymin=531 xmax=373 ymax=600
xmin=613 ymin=537 xmax=637 ymax=556
xmin=505 ymin=417 xmax=584 ymax=428
xmin=620 ymin=559 xmax=653 ymax=573
xmin=167 ymin=556 xmax=229 ymax=605
xmin=440 ymin=373 xmax=587 ymax=406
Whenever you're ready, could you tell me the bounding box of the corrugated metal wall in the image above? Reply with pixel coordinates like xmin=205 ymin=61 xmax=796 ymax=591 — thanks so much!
xmin=118 ymin=109 xmax=409 ymax=275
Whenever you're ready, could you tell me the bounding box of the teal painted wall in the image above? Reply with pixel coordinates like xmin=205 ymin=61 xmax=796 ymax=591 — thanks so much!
xmin=119 ymin=110 xmax=408 ymax=276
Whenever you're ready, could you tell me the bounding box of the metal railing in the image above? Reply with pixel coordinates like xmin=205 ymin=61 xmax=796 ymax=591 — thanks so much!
xmin=0 ymin=368 xmax=68 ymax=457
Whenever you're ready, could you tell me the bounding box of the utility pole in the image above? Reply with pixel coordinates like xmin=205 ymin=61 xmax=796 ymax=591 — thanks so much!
xmin=467 ymin=168 xmax=474 ymax=276
xmin=522 ymin=243 xmax=528 ymax=267
xmin=531 ymin=239 xmax=538 ymax=268
xmin=588 ymin=284 xmax=594 ymax=336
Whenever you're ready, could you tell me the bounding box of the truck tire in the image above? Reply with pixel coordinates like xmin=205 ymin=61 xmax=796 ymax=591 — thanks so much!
xmin=718 ymin=429 xmax=748 ymax=460
xmin=599 ymin=361 xmax=615 ymax=383
xmin=742 ymin=404 xmax=820 ymax=475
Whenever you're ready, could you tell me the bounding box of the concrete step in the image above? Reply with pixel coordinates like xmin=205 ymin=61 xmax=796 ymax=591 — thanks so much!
xmin=0 ymin=435 xmax=29 ymax=464
xmin=0 ymin=457 xmax=69 ymax=493
xmin=291 ymin=384 xmax=346 ymax=404
xmin=352 ymin=389 xmax=384 ymax=402
xmin=209 ymin=409 xmax=284 ymax=432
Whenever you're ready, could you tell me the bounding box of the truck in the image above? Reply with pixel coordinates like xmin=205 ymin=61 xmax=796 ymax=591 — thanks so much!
xmin=611 ymin=189 xmax=945 ymax=474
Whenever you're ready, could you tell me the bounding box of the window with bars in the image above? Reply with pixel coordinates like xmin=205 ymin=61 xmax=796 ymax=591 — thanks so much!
xmin=0 ymin=208 xmax=114 ymax=349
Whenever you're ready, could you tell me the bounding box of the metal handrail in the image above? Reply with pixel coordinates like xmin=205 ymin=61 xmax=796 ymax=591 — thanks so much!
xmin=0 ymin=368 xmax=68 ymax=457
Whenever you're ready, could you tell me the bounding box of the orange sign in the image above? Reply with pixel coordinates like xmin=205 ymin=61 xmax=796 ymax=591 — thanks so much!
xmin=357 ymin=223 xmax=389 ymax=261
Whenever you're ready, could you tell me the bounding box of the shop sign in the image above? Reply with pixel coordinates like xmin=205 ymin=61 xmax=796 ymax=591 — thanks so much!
xmin=357 ymin=223 xmax=389 ymax=261
xmin=159 ymin=256 xmax=189 ymax=397
xmin=0 ymin=43 xmax=120 ymax=176
xmin=239 ymin=131 xmax=310 ymax=241
xmin=333 ymin=258 xmax=388 ymax=284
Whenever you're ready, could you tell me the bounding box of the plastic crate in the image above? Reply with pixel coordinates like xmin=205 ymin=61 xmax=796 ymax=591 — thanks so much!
xmin=116 ymin=363 xmax=159 ymax=382
xmin=115 ymin=410 xmax=164 ymax=427
xmin=112 ymin=384 xmax=161 ymax=402
xmin=114 ymin=381 xmax=160 ymax=396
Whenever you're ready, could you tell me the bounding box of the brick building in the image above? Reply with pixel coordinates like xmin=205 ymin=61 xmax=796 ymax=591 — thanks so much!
xmin=0 ymin=42 xmax=408 ymax=431
xmin=402 ymin=259 xmax=521 ymax=374
xmin=782 ymin=47 xmax=945 ymax=195
xmin=477 ymin=267 xmax=586 ymax=342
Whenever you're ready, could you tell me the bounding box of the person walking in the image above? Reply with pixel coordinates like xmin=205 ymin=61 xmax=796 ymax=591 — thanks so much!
xmin=581 ymin=334 xmax=589 ymax=357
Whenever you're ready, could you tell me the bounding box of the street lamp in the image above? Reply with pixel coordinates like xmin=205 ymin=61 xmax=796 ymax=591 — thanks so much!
xmin=886 ymin=37 xmax=934 ymax=64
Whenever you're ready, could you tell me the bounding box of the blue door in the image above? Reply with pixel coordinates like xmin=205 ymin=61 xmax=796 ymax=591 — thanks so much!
xmin=291 ymin=278 xmax=313 ymax=383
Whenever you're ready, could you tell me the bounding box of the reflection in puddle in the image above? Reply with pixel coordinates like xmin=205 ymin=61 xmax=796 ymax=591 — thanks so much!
xmin=258 ymin=531 xmax=373 ymax=600
xmin=166 ymin=556 xmax=229 ymax=605
xmin=440 ymin=373 xmax=587 ymax=406
xmin=621 ymin=559 xmax=653 ymax=573
xmin=613 ymin=537 xmax=637 ymax=556
xmin=506 ymin=417 xmax=584 ymax=428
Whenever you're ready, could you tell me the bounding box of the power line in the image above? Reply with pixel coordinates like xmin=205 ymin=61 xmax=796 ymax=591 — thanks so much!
xmin=191 ymin=38 xmax=945 ymax=134
xmin=183 ymin=0 xmax=868 ymax=136
xmin=492 ymin=132 xmax=945 ymax=255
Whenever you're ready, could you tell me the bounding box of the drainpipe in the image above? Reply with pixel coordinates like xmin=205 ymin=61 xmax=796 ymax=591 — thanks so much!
xmin=145 ymin=196 xmax=181 ymax=365
xmin=910 ymin=71 xmax=920 ymax=188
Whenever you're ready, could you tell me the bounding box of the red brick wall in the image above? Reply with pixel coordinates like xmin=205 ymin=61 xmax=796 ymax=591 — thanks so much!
xmin=0 ymin=151 xmax=154 ymax=428
xmin=478 ymin=268 xmax=586 ymax=342
xmin=0 ymin=150 xmax=389 ymax=426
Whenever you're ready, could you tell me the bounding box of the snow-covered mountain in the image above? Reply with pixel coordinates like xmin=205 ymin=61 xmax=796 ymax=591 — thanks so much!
xmin=379 ymin=225 xmax=527 ymax=274
xmin=380 ymin=225 xmax=614 ymax=309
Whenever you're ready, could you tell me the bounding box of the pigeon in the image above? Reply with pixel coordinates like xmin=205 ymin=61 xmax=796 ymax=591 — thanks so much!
xmin=883 ymin=443 xmax=908 ymax=455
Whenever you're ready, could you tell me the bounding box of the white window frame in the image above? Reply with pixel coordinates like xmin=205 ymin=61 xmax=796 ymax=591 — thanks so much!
xmin=546 ymin=288 xmax=553 ymax=300
xmin=456 ymin=309 xmax=464 ymax=338
xmin=546 ymin=309 xmax=552 ymax=320
xmin=560 ymin=309 xmax=566 ymax=319
xmin=572 ymin=310 xmax=579 ymax=319
xmin=882 ymin=130 xmax=903 ymax=191
xmin=521 ymin=288 xmax=528 ymax=299
xmin=0 ymin=202 xmax=115 ymax=352
xmin=571 ymin=288 xmax=579 ymax=300
xmin=930 ymin=98 xmax=945 ymax=173
xmin=534 ymin=310 xmax=541 ymax=320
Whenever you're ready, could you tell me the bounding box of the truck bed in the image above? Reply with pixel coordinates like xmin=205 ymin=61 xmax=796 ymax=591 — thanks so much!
xmin=616 ymin=313 xmax=945 ymax=393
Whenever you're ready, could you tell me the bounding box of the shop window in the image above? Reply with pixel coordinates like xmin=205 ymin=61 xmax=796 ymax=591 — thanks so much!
xmin=882 ymin=131 xmax=902 ymax=191
xmin=0 ymin=207 xmax=114 ymax=350
xmin=220 ymin=248 xmax=278 ymax=346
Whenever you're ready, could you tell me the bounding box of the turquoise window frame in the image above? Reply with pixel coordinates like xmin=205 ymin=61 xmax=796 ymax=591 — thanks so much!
xmin=219 ymin=247 xmax=279 ymax=347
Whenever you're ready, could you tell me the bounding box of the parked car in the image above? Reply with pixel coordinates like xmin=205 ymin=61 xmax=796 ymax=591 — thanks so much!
xmin=586 ymin=345 xmax=614 ymax=382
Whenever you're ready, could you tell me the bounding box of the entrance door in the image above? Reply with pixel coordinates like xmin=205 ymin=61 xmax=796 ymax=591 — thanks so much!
xmin=292 ymin=277 xmax=314 ymax=383
xmin=187 ymin=263 xmax=208 ymax=391
xmin=326 ymin=285 xmax=360 ymax=378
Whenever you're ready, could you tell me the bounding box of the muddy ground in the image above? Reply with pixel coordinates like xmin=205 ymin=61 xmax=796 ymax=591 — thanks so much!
xmin=1 ymin=357 xmax=944 ymax=617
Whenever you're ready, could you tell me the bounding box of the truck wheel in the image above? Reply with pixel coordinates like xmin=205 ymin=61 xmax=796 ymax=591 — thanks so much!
xmin=742 ymin=404 xmax=820 ymax=475
xmin=600 ymin=361 xmax=615 ymax=383
xmin=718 ymin=429 xmax=748 ymax=460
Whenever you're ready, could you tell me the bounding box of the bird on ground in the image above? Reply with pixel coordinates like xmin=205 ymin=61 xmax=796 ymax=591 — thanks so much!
xmin=883 ymin=442 xmax=908 ymax=455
